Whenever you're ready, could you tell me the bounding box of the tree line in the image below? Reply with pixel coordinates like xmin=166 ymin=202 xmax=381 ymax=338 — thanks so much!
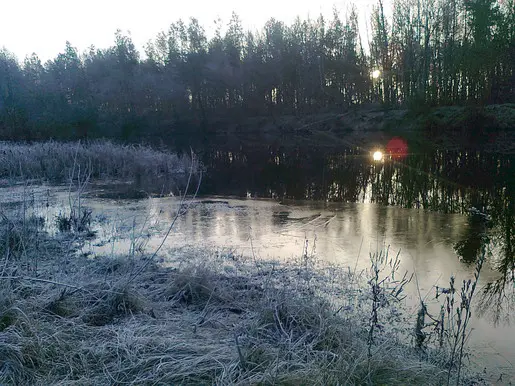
xmin=0 ymin=0 xmax=513 ymax=140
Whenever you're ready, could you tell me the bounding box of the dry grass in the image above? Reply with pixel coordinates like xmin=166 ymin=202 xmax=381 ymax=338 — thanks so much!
xmin=0 ymin=229 xmax=472 ymax=386
xmin=0 ymin=141 xmax=199 ymax=195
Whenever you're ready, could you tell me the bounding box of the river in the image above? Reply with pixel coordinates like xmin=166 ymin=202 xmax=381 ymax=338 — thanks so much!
xmin=1 ymin=143 xmax=513 ymax=383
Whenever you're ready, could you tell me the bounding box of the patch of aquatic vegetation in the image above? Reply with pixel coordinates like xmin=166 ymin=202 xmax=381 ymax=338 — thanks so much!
xmin=0 ymin=140 xmax=200 ymax=195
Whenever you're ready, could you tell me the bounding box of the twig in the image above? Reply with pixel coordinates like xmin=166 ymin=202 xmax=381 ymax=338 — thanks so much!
xmin=0 ymin=275 xmax=84 ymax=290
xmin=234 ymin=333 xmax=247 ymax=370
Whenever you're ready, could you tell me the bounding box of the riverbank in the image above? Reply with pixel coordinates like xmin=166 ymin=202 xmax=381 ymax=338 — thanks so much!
xmin=0 ymin=193 xmax=487 ymax=385
xmin=196 ymin=103 xmax=515 ymax=155
xmin=0 ymin=239 xmax=475 ymax=384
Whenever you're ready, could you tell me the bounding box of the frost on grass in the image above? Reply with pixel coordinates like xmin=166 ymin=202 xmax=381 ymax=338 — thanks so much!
xmin=0 ymin=141 xmax=199 ymax=195
xmin=0 ymin=233 xmax=470 ymax=386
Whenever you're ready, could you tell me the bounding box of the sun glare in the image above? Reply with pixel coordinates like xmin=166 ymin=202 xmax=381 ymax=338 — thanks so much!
xmin=373 ymin=150 xmax=383 ymax=161
xmin=372 ymin=70 xmax=381 ymax=79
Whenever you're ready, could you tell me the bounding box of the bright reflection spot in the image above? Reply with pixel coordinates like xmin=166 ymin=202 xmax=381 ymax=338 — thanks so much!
xmin=373 ymin=151 xmax=383 ymax=161
xmin=372 ymin=70 xmax=381 ymax=79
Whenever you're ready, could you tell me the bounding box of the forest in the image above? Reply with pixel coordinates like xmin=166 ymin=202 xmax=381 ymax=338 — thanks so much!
xmin=0 ymin=0 xmax=513 ymax=141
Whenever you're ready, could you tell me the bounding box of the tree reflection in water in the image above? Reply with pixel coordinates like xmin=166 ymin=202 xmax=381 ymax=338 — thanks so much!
xmin=201 ymin=146 xmax=514 ymax=322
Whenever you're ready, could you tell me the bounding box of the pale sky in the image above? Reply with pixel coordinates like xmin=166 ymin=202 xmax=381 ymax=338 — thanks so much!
xmin=1 ymin=0 xmax=384 ymax=63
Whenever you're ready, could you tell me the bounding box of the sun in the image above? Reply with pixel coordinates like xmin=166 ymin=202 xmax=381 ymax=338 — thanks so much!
xmin=372 ymin=69 xmax=381 ymax=79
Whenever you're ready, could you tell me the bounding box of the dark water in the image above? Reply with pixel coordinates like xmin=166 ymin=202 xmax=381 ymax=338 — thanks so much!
xmin=198 ymin=145 xmax=514 ymax=320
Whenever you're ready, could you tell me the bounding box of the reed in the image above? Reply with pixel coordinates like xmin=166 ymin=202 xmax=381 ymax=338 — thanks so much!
xmin=0 ymin=140 xmax=199 ymax=195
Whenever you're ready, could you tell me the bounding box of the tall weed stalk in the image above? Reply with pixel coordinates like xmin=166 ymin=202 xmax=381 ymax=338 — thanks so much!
xmin=444 ymin=248 xmax=486 ymax=385
xmin=367 ymin=248 xmax=413 ymax=370
xmin=414 ymin=248 xmax=487 ymax=385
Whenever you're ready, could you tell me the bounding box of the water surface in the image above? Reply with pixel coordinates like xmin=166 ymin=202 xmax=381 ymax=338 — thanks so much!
xmin=1 ymin=144 xmax=513 ymax=382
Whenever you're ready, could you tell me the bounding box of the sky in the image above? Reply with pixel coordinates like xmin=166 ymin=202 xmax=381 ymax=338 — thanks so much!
xmin=1 ymin=0 xmax=385 ymax=63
